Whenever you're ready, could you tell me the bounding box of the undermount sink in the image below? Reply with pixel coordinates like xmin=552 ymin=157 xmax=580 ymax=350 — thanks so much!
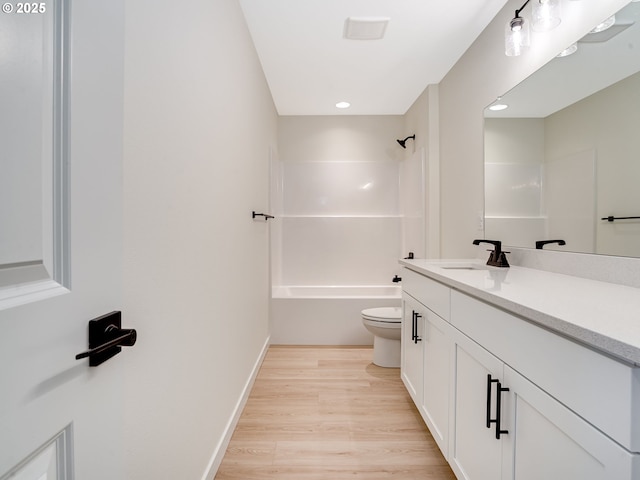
xmin=438 ymin=263 xmax=488 ymax=271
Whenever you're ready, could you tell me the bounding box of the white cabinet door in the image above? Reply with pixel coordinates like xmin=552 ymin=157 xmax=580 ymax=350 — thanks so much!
xmin=502 ymin=366 xmax=636 ymax=480
xmin=421 ymin=308 xmax=452 ymax=458
xmin=401 ymin=294 xmax=424 ymax=406
xmin=0 ymin=1 xmax=125 ymax=478
xmin=449 ymin=329 xmax=505 ymax=480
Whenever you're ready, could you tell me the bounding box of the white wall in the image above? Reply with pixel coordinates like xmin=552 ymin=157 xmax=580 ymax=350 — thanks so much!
xmin=122 ymin=0 xmax=277 ymax=478
xmin=546 ymin=71 xmax=640 ymax=257
xmin=437 ymin=0 xmax=628 ymax=258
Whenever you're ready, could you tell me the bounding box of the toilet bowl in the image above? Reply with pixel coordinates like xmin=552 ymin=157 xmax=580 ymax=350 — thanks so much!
xmin=361 ymin=306 xmax=402 ymax=368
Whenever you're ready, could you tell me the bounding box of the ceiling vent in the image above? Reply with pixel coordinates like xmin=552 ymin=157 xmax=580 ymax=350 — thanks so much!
xmin=343 ymin=17 xmax=390 ymax=40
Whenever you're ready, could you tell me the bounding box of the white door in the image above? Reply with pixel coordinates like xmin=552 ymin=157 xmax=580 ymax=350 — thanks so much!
xmin=421 ymin=308 xmax=452 ymax=458
xmin=502 ymin=366 xmax=635 ymax=480
xmin=401 ymin=294 xmax=424 ymax=406
xmin=449 ymin=329 xmax=504 ymax=480
xmin=0 ymin=0 xmax=126 ymax=478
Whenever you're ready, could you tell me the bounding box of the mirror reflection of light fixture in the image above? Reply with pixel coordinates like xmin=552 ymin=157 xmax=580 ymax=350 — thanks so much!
xmin=505 ymin=0 xmax=562 ymax=56
xmin=556 ymin=42 xmax=578 ymax=57
xmin=590 ymin=15 xmax=616 ymax=33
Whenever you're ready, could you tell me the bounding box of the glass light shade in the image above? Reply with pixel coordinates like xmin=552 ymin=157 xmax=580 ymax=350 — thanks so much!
xmin=591 ymin=15 xmax=615 ymax=33
xmin=505 ymin=16 xmax=530 ymax=57
xmin=532 ymin=0 xmax=561 ymax=32
xmin=556 ymin=43 xmax=578 ymax=57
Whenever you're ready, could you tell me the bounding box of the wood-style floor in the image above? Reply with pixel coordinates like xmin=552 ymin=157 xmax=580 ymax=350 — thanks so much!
xmin=215 ymin=346 xmax=456 ymax=479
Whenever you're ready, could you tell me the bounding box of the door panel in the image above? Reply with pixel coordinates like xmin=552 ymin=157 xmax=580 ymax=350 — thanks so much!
xmin=503 ymin=366 xmax=636 ymax=480
xmin=421 ymin=309 xmax=452 ymax=457
xmin=401 ymin=294 xmax=424 ymax=405
xmin=450 ymin=330 xmax=504 ymax=480
xmin=0 ymin=0 xmax=125 ymax=478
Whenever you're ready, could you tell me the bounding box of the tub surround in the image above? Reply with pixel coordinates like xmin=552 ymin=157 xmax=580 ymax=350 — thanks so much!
xmin=399 ymin=258 xmax=640 ymax=366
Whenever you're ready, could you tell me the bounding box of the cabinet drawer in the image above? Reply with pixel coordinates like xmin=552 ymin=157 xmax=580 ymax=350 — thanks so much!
xmin=451 ymin=290 xmax=640 ymax=453
xmin=402 ymin=268 xmax=450 ymax=321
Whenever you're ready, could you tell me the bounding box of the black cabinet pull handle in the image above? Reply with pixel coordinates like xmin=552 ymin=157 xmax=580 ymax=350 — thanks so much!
xmin=413 ymin=312 xmax=422 ymax=344
xmin=486 ymin=374 xmax=498 ymax=428
xmin=411 ymin=311 xmax=416 ymax=342
xmin=495 ymin=381 xmax=510 ymax=439
xmin=486 ymin=374 xmax=509 ymax=439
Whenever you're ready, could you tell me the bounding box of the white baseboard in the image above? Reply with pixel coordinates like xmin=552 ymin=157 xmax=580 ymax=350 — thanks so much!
xmin=200 ymin=335 xmax=270 ymax=480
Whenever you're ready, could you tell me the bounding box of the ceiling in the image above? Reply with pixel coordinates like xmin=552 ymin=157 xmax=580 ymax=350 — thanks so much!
xmin=238 ymin=0 xmax=509 ymax=116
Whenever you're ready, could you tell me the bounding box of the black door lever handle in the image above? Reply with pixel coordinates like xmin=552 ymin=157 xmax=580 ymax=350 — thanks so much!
xmin=75 ymin=311 xmax=137 ymax=367
xmin=75 ymin=328 xmax=136 ymax=360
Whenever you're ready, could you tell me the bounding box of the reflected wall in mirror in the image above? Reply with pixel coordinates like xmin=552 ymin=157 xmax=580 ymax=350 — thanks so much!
xmin=484 ymin=1 xmax=640 ymax=258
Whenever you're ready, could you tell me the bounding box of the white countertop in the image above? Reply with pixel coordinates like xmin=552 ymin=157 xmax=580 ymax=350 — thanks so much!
xmin=399 ymin=259 xmax=640 ymax=366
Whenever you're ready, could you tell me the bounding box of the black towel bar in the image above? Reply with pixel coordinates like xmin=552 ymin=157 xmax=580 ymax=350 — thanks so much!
xmin=601 ymin=216 xmax=640 ymax=222
xmin=252 ymin=211 xmax=274 ymax=220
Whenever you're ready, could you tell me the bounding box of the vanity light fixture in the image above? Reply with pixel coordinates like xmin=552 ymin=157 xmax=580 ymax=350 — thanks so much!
xmin=505 ymin=1 xmax=531 ymax=56
xmin=532 ymin=0 xmax=561 ymax=32
xmin=505 ymin=0 xmax=562 ymax=56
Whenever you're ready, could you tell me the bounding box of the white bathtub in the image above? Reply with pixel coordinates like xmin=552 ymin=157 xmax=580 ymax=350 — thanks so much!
xmin=270 ymin=285 xmax=402 ymax=345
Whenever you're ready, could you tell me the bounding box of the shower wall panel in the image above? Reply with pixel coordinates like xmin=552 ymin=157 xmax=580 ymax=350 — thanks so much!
xmin=279 ymin=160 xmax=401 ymax=286
xmin=283 ymin=161 xmax=399 ymax=216
xmin=281 ymin=216 xmax=401 ymax=286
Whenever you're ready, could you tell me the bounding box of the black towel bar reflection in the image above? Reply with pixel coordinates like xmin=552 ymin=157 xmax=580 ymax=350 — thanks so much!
xmin=601 ymin=216 xmax=640 ymax=222
xmin=75 ymin=311 xmax=137 ymax=367
xmin=252 ymin=211 xmax=274 ymax=220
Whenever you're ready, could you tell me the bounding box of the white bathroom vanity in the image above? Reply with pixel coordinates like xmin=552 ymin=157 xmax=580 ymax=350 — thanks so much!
xmin=399 ymin=258 xmax=640 ymax=480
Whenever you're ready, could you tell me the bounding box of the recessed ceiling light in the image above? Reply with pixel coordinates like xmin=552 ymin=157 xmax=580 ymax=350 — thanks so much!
xmin=489 ymin=103 xmax=508 ymax=111
xmin=336 ymin=101 xmax=351 ymax=109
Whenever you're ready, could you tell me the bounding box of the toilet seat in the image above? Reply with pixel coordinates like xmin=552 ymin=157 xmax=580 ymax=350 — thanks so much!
xmin=361 ymin=307 xmax=401 ymax=323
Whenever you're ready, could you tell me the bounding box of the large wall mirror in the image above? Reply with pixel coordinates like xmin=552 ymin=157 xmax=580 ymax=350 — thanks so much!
xmin=0 ymin=0 xmax=69 ymax=309
xmin=484 ymin=1 xmax=640 ymax=258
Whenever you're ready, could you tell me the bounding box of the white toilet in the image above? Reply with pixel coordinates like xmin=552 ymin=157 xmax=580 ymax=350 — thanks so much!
xmin=361 ymin=306 xmax=402 ymax=368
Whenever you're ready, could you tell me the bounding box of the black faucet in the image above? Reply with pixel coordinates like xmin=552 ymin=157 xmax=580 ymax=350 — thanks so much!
xmin=473 ymin=239 xmax=510 ymax=268
xmin=535 ymin=239 xmax=566 ymax=249
xmin=392 ymin=275 xmax=402 ymax=283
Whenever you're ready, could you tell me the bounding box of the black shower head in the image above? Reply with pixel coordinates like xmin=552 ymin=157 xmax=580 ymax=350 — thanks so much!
xmin=397 ymin=135 xmax=415 ymax=148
